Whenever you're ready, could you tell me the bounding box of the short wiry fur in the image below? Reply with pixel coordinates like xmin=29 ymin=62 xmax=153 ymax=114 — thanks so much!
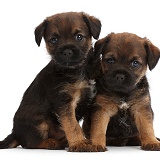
xmin=83 ymin=32 xmax=160 ymax=151
xmin=0 ymin=12 xmax=101 ymax=152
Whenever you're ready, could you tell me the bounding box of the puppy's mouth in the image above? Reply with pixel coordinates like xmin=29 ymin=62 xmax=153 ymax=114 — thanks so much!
xmin=102 ymin=70 xmax=136 ymax=93
xmin=52 ymin=45 xmax=86 ymax=68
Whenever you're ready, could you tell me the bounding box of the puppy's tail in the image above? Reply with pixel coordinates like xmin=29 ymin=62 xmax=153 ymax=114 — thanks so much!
xmin=0 ymin=133 xmax=19 ymax=149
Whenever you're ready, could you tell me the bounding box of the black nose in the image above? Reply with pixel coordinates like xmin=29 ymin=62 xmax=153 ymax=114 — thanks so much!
xmin=116 ymin=74 xmax=125 ymax=82
xmin=62 ymin=49 xmax=73 ymax=58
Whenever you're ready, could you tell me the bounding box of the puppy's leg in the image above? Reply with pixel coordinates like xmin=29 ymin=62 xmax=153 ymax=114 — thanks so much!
xmin=88 ymin=95 xmax=118 ymax=152
xmin=35 ymin=138 xmax=66 ymax=150
xmin=35 ymin=122 xmax=67 ymax=150
xmin=132 ymin=104 xmax=160 ymax=151
xmin=60 ymin=107 xmax=90 ymax=152
xmin=14 ymin=119 xmax=66 ymax=149
xmin=89 ymin=108 xmax=109 ymax=151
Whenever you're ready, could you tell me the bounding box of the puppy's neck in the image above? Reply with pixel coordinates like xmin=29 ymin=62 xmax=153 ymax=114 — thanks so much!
xmin=98 ymin=75 xmax=149 ymax=100
xmin=50 ymin=60 xmax=87 ymax=80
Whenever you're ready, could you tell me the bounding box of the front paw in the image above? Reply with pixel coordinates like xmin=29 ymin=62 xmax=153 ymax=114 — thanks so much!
xmin=141 ymin=142 xmax=160 ymax=151
xmin=68 ymin=140 xmax=91 ymax=152
xmin=88 ymin=145 xmax=107 ymax=152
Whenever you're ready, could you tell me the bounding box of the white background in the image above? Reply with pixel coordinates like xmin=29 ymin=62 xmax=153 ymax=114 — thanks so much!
xmin=0 ymin=0 xmax=160 ymax=159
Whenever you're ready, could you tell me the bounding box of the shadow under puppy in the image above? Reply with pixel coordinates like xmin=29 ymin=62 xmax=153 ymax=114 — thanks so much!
xmin=0 ymin=12 xmax=101 ymax=152
xmin=83 ymin=32 xmax=160 ymax=151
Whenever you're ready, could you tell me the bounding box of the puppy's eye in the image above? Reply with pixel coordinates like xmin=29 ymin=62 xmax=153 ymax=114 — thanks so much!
xmin=50 ymin=37 xmax=58 ymax=44
xmin=75 ymin=34 xmax=84 ymax=41
xmin=106 ymin=58 xmax=115 ymax=64
xmin=131 ymin=60 xmax=140 ymax=67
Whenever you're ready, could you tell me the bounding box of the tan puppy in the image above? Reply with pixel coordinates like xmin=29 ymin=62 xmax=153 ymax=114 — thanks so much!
xmin=83 ymin=32 xmax=160 ymax=151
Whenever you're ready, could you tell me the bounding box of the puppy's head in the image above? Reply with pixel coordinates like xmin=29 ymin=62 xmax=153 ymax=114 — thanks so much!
xmin=95 ymin=32 xmax=160 ymax=93
xmin=35 ymin=12 xmax=101 ymax=68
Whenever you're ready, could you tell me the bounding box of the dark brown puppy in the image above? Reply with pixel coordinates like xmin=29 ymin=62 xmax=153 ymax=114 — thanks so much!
xmin=83 ymin=32 xmax=160 ymax=151
xmin=0 ymin=12 xmax=101 ymax=152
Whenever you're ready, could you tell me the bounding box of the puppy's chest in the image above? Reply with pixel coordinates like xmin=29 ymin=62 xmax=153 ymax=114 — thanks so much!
xmin=63 ymin=79 xmax=96 ymax=108
xmin=118 ymin=98 xmax=130 ymax=110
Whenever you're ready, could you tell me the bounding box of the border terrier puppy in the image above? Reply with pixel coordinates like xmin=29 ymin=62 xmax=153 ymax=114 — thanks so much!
xmin=0 ymin=12 xmax=101 ymax=152
xmin=83 ymin=32 xmax=160 ymax=151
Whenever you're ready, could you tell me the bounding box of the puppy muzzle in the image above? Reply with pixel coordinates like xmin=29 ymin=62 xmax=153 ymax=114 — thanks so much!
xmin=104 ymin=69 xmax=136 ymax=93
xmin=53 ymin=45 xmax=86 ymax=68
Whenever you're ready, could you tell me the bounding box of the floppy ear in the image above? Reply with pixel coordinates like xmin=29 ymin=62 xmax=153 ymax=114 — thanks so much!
xmin=94 ymin=33 xmax=111 ymax=55
xmin=144 ymin=39 xmax=160 ymax=70
xmin=82 ymin=13 xmax=101 ymax=40
xmin=94 ymin=37 xmax=106 ymax=54
xmin=34 ymin=20 xmax=47 ymax=47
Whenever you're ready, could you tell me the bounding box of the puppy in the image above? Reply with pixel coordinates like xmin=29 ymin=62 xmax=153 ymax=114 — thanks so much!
xmin=0 ymin=12 xmax=101 ymax=152
xmin=83 ymin=32 xmax=160 ymax=151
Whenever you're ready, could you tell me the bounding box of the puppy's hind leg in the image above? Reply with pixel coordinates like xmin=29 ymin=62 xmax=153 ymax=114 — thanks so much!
xmin=34 ymin=121 xmax=67 ymax=150
xmin=13 ymin=120 xmax=66 ymax=150
xmin=35 ymin=138 xmax=67 ymax=150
